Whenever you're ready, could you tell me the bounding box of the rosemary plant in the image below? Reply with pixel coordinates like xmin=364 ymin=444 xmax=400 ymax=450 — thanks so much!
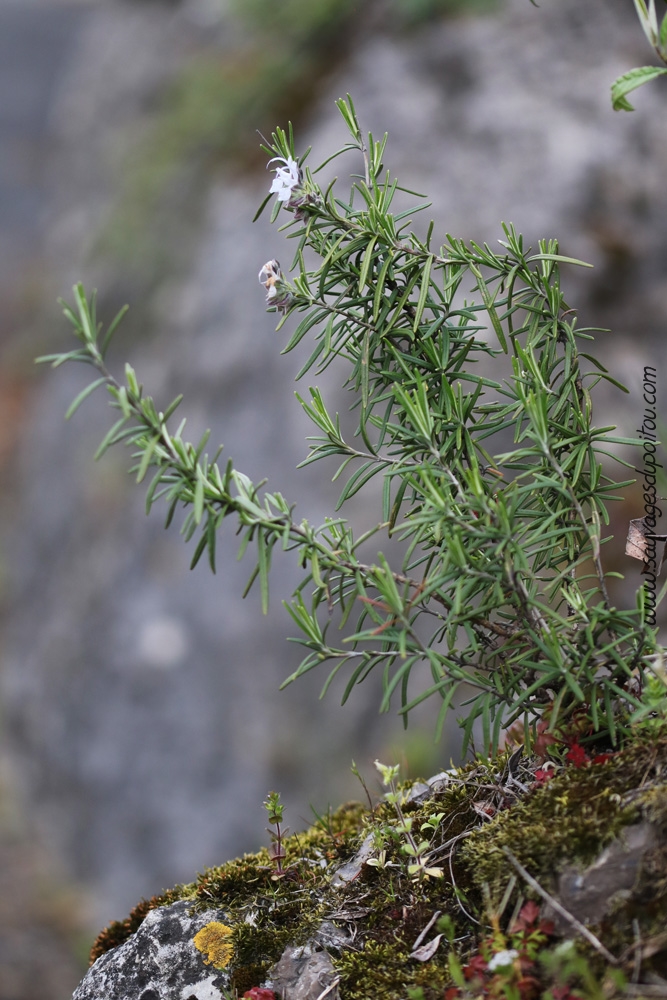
xmin=611 ymin=0 xmax=667 ymax=110
xmin=39 ymin=94 xmax=660 ymax=756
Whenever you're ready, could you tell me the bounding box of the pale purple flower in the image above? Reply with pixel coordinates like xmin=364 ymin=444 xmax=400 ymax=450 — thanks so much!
xmin=268 ymin=155 xmax=302 ymax=203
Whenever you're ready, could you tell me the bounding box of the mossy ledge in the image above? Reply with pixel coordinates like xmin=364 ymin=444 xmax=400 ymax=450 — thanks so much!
xmin=88 ymin=730 xmax=667 ymax=998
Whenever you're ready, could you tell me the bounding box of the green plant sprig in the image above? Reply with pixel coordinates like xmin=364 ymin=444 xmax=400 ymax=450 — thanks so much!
xmin=263 ymin=792 xmax=287 ymax=878
xmin=373 ymin=760 xmax=444 ymax=880
xmin=611 ymin=0 xmax=667 ymax=110
xmin=41 ymin=96 xmax=660 ymax=755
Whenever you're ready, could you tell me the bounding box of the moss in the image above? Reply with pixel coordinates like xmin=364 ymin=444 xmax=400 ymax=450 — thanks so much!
xmin=229 ymin=906 xmax=325 ymax=995
xmin=460 ymin=736 xmax=667 ymax=901
xmin=335 ymin=940 xmax=418 ymax=1000
xmin=334 ymin=901 xmax=455 ymax=1000
xmin=88 ymin=738 xmax=667 ymax=997
xmin=203 ymin=802 xmax=368 ymax=985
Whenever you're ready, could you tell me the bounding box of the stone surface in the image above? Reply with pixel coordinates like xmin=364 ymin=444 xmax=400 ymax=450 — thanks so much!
xmin=72 ymin=900 xmax=232 ymax=1000
xmin=267 ymin=943 xmax=340 ymax=1000
xmin=554 ymin=822 xmax=657 ymax=929
xmin=330 ymin=833 xmax=375 ymax=889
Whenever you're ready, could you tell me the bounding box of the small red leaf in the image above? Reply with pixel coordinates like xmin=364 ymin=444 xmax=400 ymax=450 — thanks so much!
xmin=464 ymin=954 xmax=488 ymax=980
xmin=565 ymin=743 xmax=589 ymax=768
xmin=510 ymin=899 xmax=541 ymax=933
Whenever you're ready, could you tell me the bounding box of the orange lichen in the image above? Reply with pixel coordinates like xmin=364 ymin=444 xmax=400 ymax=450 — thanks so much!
xmin=193 ymin=921 xmax=234 ymax=969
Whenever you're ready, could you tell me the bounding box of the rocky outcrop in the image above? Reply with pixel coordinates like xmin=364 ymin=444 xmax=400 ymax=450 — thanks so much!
xmin=71 ymin=740 xmax=667 ymax=999
xmin=73 ymin=901 xmax=233 ymax=1000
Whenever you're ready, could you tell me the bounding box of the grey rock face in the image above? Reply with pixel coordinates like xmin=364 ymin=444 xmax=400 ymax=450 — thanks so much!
xmin=73 ymin=900 xmax=231 ymax=1000
xmin=267 ymin=943 xmax=340 ymax=1000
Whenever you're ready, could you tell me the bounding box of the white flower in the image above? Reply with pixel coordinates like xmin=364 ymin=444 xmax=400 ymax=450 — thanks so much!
xmin=487 ymin=949 xmax=519 ymax=972
xmin=258 ymin=259 xmax=282 ymax=286
xmin=258 ymin=259 xmax=294 ymax=314
xmin=268 ymin=155 xmax=302 ymax=203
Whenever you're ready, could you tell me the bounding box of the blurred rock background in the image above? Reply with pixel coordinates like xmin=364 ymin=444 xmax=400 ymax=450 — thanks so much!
xmin=1 ymin=0 xmax=666 ymax=996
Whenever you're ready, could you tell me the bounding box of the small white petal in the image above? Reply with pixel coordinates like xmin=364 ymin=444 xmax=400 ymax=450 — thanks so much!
xmin=488 ymin=949 xmax=519 ymax=971
xmin=268 ymin=156 xmax=301 ymax=201
xmin=259 ymin=260 xmax=281 ymax=284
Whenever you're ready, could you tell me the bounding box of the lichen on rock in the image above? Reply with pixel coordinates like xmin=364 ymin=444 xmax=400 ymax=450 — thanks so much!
xmin=73 ymin=899 xmax=233 ymax=1000
xmin=193 ymin=921 xmax=234 ymax=970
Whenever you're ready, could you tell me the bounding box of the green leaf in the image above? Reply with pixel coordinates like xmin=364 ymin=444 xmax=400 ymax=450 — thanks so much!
xmin=633 ymin=0 xmax=657 ymax=45
xmin=282 ymin=309 xmax=326 ymax=354
xmin=161 ymin=394 xmax=184 ymax=422
xmin=611 ymin=66 xmax=667 ymax=111
xmin=526 ymin=253 xmax=593 ymax=268
xmin=380 ymin=655 xmax=419 ymax=713
xmin=64 ymin=377 xmax=108 ymax=420
xmin=135 ymin=435 xmax=160 ymax=484
xmin=470 ymin=264 xmax=507 ymax=353
xmin=193 ymin=466 xmax=205 ymax=525
xmin=358 ymin=236 xmax=377 ymax=293
xmin=94 ymin=416 xmax=130 ymax=460
xmin=388 ymin=476 xmax=409 ymax=532
xmin=73 ymin=284 xmax=96 ymax=343
xmin=491 ymin=703 xmax=506 ymax=757
xmin=252 ymin=192 xmax=273 ymax=223
xmin=413 ymin=254 xmax=433 ymax=332
xmin=144 ymin=467 xmax=167 ymax=514
xmin=460 ymin=697 xmax=483 ymax=756
xmin=36 ymin=349 xmax=89 ymax=368
xmin=190 ymin=529 xmax=209 ymax=570
xmin=660 ymin=8 xmax=667 ymax=49
xmin=257 ymin=528 xmax=270 ymax=614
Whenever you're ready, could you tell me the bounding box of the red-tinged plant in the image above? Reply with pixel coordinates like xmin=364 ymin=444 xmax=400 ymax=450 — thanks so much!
xmin=532 ymin=719 xmax=561 ymax=760
xmin=509 ymin=901 xmax=555 ymax=958
xmin=463 ymin=953 xmax=488 ymax=981
xmin=509 ymin=900 xmax=541 ymax=932
xmin=565 ymin=743 xmax=589 ymax=768
xmin=263 ymin=791 xmax=287 ymax=878
xmin=243 ymin=988 xmax=277 ymax=1000
xmin=550 ymin=987 xmax=583 ymax=1000
xmin=451 ymin=901 xmax=557 ymax=1000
